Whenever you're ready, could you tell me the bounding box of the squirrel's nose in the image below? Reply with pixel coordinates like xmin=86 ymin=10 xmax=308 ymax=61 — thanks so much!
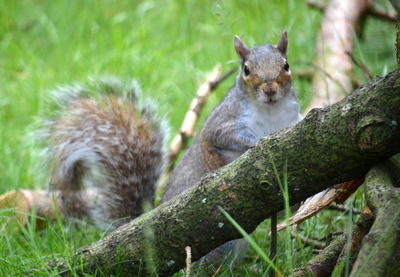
xmin=264 ymin=89 xmax=276 ymax=97
xmin=261 ymin=82 xmax=278 ymax=96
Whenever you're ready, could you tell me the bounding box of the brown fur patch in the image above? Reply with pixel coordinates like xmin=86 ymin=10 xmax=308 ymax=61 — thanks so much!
xmin=276 ymin=71 xmax=292 ymax=85
xmin=200 ymin=139 xmax=225 ymax=172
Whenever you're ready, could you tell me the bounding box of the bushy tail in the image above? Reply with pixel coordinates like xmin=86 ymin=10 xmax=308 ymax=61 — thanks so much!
xmin=43 ymin=77 xmax=168 ymax=228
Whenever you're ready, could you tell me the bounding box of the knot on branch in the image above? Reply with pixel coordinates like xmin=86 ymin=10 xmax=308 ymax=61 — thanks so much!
xmin=356 ymin=115 xmax=399 ymax=153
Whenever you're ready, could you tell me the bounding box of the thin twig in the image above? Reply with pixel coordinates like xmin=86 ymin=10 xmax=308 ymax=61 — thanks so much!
xmin=319 ymin=230 xmax=343 ymax=242
xmin=367 ymin=3 xmax=397 ymax=23
xmin=346 ymin=51 xmax=374 ymax=80
xmin=291 ymin=230 xmax=327 ymax=249
xmin=328 ymin=203 xmax=362 ymax=215
xmin=311 ymin=63 xmax=350 ymax=95
xmin=306 ymin=0 xmax=325 ymax=11
xmin=210 ymin=67 xmax=236 ymax=90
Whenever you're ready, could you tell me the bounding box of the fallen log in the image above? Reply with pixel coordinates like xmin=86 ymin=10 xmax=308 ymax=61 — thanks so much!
xmin=50 ymin=69 xmax=400 ymax=276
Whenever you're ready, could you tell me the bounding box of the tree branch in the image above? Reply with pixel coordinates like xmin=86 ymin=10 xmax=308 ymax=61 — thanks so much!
xmin=350 ymin=155 xmax=400 ymax=276
xmin=50 ymin=69 xmax=400 ymax=276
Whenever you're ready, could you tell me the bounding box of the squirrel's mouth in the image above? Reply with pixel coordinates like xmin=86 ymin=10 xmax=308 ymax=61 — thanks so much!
xmin=265 ymin=98 xmax=278 ymax=104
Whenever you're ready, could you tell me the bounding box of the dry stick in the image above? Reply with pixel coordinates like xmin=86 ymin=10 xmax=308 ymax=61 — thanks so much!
xmin=307 ymin=0 xmax=397 ymax=23
xmin=367 ymin=3 xmax=397 ymax=23
xmin=0 ymin=189 xmax=61 ymax=229
xmin=277 ymin=179 xmax=363 ymax=231
xmin=168 ymin=65 xmax=222 ymax=165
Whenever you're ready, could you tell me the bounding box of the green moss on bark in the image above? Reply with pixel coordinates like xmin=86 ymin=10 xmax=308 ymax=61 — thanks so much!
xmin=350 ymin=155 xmax=400 ymax=277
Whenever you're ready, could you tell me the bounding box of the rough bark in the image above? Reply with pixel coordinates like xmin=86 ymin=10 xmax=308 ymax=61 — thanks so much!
xmin=350 ymin=156 xmax=400 ymax=277
xmin=50 ymin=69 xmax=400 ymax=276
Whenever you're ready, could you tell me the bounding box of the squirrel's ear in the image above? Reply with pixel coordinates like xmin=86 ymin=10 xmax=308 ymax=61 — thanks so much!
xmin=276 ymin=31 xmax=288 ymax=55
xmin=234 ymin=36 xmax=250 ymax=60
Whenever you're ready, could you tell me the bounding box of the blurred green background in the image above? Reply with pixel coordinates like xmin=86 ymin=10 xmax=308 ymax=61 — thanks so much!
xmin=0 ymin=0 xmax=396 ymax=276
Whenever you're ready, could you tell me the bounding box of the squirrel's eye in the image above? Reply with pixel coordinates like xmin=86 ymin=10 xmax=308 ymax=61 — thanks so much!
xmin=284 ymin=61 xmax=290 ymax=71
xmin=243 ymin=65 xmax=250 ymax=76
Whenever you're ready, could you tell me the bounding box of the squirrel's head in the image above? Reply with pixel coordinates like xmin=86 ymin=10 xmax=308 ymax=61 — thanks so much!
xmin=234 ymin=31 xmax=292 ymax=105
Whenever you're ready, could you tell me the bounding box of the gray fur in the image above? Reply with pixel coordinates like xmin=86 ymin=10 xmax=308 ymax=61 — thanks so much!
xmin=43 ymin=77 xmax=169 ymax=228
xmin=162 ymin=33 xmax=303 ymax=265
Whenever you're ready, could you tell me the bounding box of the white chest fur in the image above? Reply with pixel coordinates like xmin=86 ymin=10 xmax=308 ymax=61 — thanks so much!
xmin=242 ymin=96 xmax=303 ymax=140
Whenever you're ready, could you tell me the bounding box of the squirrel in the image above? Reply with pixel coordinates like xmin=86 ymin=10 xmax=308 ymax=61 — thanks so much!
xmin=42 ymin=31 xmax=302 ymax=264
xmin=162 ymin=31 xmax=303 ymax=203
xmin=43 ymin=78 xmax=168 ymax=228
xmin=160 ymin=32 xmax=303 ymax=267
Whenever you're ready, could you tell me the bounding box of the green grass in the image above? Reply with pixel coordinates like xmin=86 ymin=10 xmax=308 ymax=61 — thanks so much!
xmin=0 ymin=0 xmax=396 ymax=276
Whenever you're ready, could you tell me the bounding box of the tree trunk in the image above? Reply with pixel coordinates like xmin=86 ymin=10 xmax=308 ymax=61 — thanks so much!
xmin=308 ymin=0 xmax=369 ymax=110
xmin=50 ymin=69 xmax=400 ymax=276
